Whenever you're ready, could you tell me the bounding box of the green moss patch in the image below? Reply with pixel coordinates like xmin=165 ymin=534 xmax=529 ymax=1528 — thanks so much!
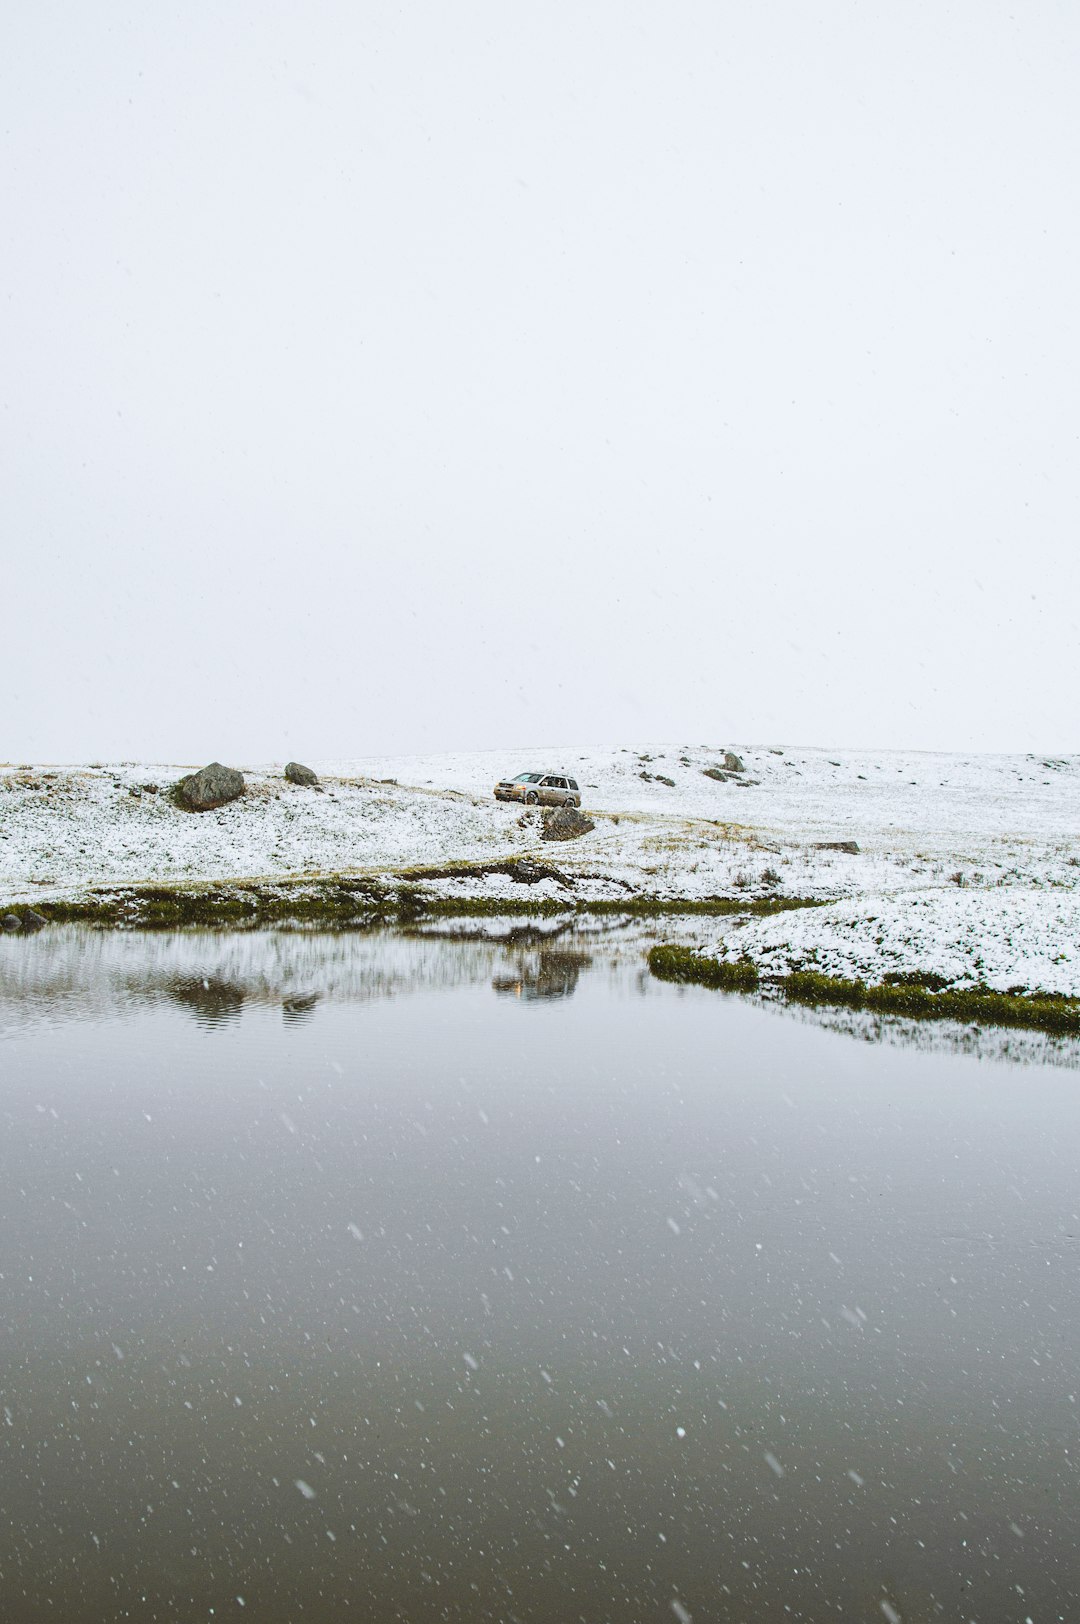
xmin=646 ymin=948 xmax=1080 ymax=1036
xmin=648 ymin=945 xmax=760 ymax=991
xmin=415 ymin=895 xmax=572 ymax=917
xmin=1 ymin=883 xmax=827 ymax=932
xmin=15 ymin=878 xmax=394 ymax=931
xmin=780 ymin=970 xmax=1080 ymax=1034
xmin=416 ymin=895 xmax=824 ymax=920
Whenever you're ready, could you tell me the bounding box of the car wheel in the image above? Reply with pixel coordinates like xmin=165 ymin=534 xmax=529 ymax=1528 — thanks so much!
xmin=526 ymin=791 xmax=538 ymax=805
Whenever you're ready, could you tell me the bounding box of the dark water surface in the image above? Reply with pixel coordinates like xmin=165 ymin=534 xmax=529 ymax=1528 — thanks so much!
xmin=2 ymin=926 xmax=1080 ymax=1623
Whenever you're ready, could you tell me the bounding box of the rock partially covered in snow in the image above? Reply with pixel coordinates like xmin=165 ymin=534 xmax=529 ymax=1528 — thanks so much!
xmin=284 ymin=761 xmax=319 ymax=786
xmin=501 ymin=857 xmax=571 ymax=885
xmin=540 ymin=806 xmax=595 ymax=842
xmin=723 ymin=751 xmax=745 ymax=773
xmin=176 ymin=762 xmax=245 ymax=811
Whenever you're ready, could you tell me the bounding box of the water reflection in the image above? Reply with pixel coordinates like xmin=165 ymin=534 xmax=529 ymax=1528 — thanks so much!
xmin=492 ymin=948 xmax=591 ymax=1002
xmin=0 ymin=922 xmax=616 ymax=1039
xmin=281 ymin=991 xmax=320 ymax=1024
xmin=167 ymin=976 xmax=247 ymax=1028
xmin=2 ymin=922 xmax=1080 ymax=1067
xmin=776 ymin=991 xmax=1080 ymax=1071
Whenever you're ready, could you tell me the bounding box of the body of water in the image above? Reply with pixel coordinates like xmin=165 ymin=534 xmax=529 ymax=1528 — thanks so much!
xmin=2 ymin=924 xmax=1078 ymax=1621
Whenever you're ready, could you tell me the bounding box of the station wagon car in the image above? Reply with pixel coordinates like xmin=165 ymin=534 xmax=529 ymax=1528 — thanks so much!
xmin=493 ymin=772 xmax=582 ymax=807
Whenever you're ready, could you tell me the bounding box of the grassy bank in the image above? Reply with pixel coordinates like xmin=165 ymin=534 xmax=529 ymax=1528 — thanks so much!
xmin=647 ymin=944 xmax=761 ymax=990
xmin=0 ymin=881 xmax=825 ymax=932
xmin=648 ymin=946 xmax=1080 ymax=1035
xmin=419 ymin=894 xmax=825 ymax=919
xmin=7 ymin=880 xmax=394 ymax=930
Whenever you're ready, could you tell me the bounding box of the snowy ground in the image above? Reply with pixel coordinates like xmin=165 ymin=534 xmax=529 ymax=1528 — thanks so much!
xmin=688 ymin=889 xmax=1080 ymax=997
xmin=2 ymin=742 xmax=1077 ymax=993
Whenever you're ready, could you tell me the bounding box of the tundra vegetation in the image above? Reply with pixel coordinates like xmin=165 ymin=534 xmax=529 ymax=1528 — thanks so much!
xmin=0 ymin=880 xmax=826 ymax=931
xmin=647 ymin=945 xmax=1080 ymax=1036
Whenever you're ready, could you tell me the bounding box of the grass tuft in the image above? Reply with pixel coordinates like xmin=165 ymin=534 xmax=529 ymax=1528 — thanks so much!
xmin=881 ymin=969 xmax=953 ymax=993
xmin=648 ymin=946 xmax=760 ymax=991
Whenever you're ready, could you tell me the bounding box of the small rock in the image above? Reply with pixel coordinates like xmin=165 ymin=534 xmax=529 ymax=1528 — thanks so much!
xmin=2 ymin=914 xmax=20 ymax=932
xmin=540 ymin=806 xmax=595 ymax=842
xmin=23 ymin=909 xmax=47 ymax=932
xmin=285 ymin=761 xmax=319 ymax=787
xmin=503 ymin=857 xmax=571 ymax=886
xmin=814 ymin=840 xmax=860 ymax=855
xmin=723 ymin=751 xmax=745 ymax=773
xmin=176 ymin=762 xmax=246 ymax=811
xmin=141 ymin=783 xmax=159 ymax=795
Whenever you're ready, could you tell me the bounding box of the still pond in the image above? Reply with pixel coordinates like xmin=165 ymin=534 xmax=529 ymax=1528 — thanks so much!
xmin=2 ymin=923 xmax=1079 ymax=1622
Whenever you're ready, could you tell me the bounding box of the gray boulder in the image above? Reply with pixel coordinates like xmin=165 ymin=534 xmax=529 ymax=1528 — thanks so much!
xmin=285 ymin=761 xmax=319 ymax=787
xmin=23 ymin=909 xmax=47 ymax=932
xmin=176 ymin=762 xmax=246 ymax=811
xmin=2 ymin=914 xmax=20 ymax=932
xmin=540 ymin=806 xmax=595 ymax=842
xmin=723 ymin=751 xmax=745 ymax=773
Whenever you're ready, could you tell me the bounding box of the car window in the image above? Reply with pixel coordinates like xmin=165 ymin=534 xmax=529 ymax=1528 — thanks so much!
xmin=568 ymin=778 xmax=578 ymax=791
xmin=554 ymin=778 xmax=567 ymax=789
xmin=540 ymin=777 xmax=555 ymax=786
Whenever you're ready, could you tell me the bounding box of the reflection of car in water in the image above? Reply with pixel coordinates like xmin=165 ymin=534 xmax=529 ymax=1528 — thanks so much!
xmin=492 ymin=950 xmax=589 ymax=1002
xmin=493 ymin=772 xmax=582 ymax=807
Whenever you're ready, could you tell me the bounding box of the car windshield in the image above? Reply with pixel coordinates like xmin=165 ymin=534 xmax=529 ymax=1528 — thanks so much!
xmin=511 ymin=773 xmax=544 ymax=784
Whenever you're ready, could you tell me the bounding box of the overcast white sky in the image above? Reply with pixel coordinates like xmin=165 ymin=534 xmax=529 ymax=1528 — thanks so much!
xmin=3 ymin=1 xmax=1078 ymax=763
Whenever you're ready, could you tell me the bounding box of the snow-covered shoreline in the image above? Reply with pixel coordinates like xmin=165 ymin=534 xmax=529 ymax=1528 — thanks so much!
xmin=684 ymin=888 xmax=1080 ymax=999
xmin=2 ymin=742 xmax=1077 ymax=995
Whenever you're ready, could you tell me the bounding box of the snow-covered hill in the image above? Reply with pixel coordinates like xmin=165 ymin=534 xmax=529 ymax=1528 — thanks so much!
xmin=2 ymin=743 xmax=1077 ymax=993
